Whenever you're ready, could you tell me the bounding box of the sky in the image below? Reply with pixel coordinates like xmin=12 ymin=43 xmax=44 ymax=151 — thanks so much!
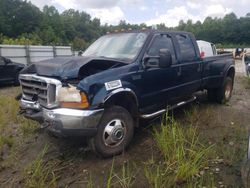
xmin=30 ymin=0 xmax=250 ymax=27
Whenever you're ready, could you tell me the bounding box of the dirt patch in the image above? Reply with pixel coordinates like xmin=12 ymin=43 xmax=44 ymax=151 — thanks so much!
xmin=0 ymin=61 xmax=250 ymax=187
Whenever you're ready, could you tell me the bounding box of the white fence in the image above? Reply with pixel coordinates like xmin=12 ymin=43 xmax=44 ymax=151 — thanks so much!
xmin=0 ymin=45 xmax=73 ymax=65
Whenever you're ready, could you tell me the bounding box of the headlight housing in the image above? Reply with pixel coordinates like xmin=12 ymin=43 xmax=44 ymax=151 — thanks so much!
xmin=57 ymin=85 xmax=89 ymax=109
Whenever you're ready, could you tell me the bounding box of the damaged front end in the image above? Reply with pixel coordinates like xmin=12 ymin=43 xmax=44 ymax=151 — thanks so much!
xmin=19 ymin=73 xmax=104 ymax=137
xmin=18 ymin=55 xmax=128 ymax=137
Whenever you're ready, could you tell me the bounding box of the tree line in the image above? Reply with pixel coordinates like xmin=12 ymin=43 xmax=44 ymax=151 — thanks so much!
xmin=0 ymin=0 xmax=250 ymax=50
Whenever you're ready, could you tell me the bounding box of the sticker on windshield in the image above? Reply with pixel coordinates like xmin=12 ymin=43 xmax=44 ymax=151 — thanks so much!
xmin=105 ymin=80 xmax=122 ymax=91
xmin=134 ymin=33 xmax=147 ymax=47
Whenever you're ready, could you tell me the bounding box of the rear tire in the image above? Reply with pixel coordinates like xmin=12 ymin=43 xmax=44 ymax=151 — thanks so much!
xmin=216 ymin=77 xmax=233 ymax=104
xmin=207 ymin=77 xmax=233 ymax=104
xmin=89 ymin=106 xmax=134 ymax=158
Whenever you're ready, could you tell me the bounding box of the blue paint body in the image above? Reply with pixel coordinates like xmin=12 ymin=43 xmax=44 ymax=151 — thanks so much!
xmin=21 ymin=30 xmax=235 ymax=114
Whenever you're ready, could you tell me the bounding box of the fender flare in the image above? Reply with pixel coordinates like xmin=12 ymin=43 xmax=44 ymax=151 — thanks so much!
xmin=224 ymin=65 xmax=235 ymax=80
xmin=103 ymin=88 xmax=139 ymax=107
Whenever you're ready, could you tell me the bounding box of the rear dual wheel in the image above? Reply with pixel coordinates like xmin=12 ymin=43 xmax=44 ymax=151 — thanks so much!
xmin=207 ymin=77 xmax=233 ymax=104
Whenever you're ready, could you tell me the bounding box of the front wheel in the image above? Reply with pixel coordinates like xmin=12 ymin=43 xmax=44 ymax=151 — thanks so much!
xmin=89 ymin=106 xmax=134 ymax=158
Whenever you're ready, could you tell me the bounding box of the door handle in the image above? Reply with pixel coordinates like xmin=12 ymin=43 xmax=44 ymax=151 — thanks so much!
xmin=177 ymin=66 xmax=182 ymax=76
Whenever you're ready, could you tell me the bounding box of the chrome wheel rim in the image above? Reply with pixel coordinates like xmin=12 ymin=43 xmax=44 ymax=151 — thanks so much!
xmin=225 ymin=83 xmax=232 ymax=100
xmin=102 ymin=119 xmax=126 ymax=147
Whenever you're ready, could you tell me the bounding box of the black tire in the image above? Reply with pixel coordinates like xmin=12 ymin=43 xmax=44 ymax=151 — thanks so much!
xmin=207 ymin=77 xmax=233 ymax=104
xmin=89 ymin=106 xmax=134 ymax=158
xmin=216 ymin=77 xmax=233 ymax=104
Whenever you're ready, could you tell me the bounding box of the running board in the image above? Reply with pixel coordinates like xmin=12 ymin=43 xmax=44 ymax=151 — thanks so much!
xmin=140 ymin=96 xmax=196 ymax=119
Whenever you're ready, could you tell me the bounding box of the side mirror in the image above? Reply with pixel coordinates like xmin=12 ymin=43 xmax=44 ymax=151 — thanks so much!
xmin=143 ymin=48 xmax=172 ymax=69
xmin=143 ymin=57 xmax=159 ymax=68
xmin=159 ymin=49 xmax=172 ymax=68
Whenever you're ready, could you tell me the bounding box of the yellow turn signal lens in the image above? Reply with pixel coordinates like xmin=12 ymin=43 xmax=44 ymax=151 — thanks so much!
xmin=60 ymin=92 xmax=89 ymax=109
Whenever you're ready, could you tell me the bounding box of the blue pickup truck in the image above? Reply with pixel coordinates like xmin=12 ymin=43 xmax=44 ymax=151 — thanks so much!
xmin=19 ymin=30 xmax=235 ymax=157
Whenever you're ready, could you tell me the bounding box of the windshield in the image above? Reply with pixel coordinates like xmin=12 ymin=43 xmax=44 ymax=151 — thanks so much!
xmin=83 ymin=32 xmax=148 ymax=61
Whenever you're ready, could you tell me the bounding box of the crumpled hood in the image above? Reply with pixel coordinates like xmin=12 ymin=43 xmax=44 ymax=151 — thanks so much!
xmin=35 ymin=56 xmax=93 ymax=79
xmin=20 ymin=56 xmax=128 ymax=80
xmin=20 ymin=56 xmax=97 ymax=79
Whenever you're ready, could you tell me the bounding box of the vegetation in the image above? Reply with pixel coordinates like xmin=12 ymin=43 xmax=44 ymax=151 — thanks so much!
xmin=23 ymin=145 xmax=57 ymax=188
xmin=144 ymin=115 xmax=213 ymax=187
xmin=0 ymin=0 xmax=250 ymax=50
xmin=0 ymin=88 xmax=38 ymax=167
xmin=243 ymin=76 xmax=250 ymax=89
xmin=0 ymin=86 xmax=248 ymax=187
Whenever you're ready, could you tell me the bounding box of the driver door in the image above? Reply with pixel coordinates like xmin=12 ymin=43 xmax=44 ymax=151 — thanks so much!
xmin=140 ymin=34 xmax=181 ymax=109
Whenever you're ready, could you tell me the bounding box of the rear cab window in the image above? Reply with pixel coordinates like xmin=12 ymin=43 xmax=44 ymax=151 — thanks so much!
xmin=147 ymin=34 xmax=176 ymax=64
xmin=175 ymin=34 xmax=197 ymax=62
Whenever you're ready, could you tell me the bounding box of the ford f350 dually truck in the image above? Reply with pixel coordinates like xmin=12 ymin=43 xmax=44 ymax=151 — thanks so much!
xmin=19 ymin=30 xmax=235 ymax=157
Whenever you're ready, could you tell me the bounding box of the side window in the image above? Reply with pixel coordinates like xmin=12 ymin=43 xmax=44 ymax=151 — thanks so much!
xmin=176 ymin=34 xmax=196 ymax=62
xmin=148 ymin=35 xmax=176 ymax=63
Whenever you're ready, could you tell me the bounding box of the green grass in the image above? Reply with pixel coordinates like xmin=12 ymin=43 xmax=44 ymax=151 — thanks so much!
xmin=0 ymin=95 xmax=18 ymax=153
xmin=0 ymin=88 xmax=247 ymax=187
xmin=144 ymin=159 xmax=170 ymax=188
xmin=86 ymin=160 xmax=137 ymax=188
xmin=18 ymin=118 xmax=38 ymax=137
xmin=144 ymin=114 xmax=213 ymax=187
xmin=213 ymin=126 xmax=247 ymax=166
xmin=0 ymin=91 xmax=38 ymax=167
xmin=243 ymin=76 xmax=250 ymax=89
xmin=0 ymin=93 xmax=38 ymax=131
xmin=113 ymin=162 xmax=137 ymax=188
xmin=0 ymin=95 xmax=19 ymax=126
xmin=23 ymin=145 xmax=57 ymax=188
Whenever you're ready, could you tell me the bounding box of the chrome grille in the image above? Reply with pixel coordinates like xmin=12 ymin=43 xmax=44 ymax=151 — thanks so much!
xmin=19 ymin=74 xmax=62 ymax=108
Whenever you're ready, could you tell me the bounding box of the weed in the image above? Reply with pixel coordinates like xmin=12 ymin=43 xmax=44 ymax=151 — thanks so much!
xmin=23 ymin=145 xmax=57 ymax=188
xmin=243 ymin=76 xmax=250 ymax=89
xmin=85 ymin=159 xmax=138 ymax=188
xmin=145 ymin=114 xmax=213 ymax=186
xmin=113 ymin=162 xmax=137 ymax=188
xmin=87 ymin=174 xmax=94 ymax=188
xmin=0 ymin=135 xmax=14 ymax=149
xmin=18 ymin=118 xmax=38 ymax=137
xmin=0 ymin=95 xmax=19 ymax=126
xmin=187 ymin=173 xmax=215 ymax=188
xmin=106 ymin=159 xmax=115 ymax=188
xmin=144 ymin=160 xmax=170 ymax=188
xmin=214 ymin=126 xmax=247 ymax=166
xmin=184 ymin=106 xmax=199 ymax=125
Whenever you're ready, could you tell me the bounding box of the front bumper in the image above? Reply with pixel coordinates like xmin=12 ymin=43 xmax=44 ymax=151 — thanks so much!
xmin=20 ymin=99 xmax=104 ymax=137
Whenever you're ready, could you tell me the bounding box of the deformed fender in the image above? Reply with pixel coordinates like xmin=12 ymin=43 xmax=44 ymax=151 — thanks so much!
xmin=91 ymin=86 xmax=139 ymax=109
xmin=103 ymin=88 xmax=139 ymax=106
